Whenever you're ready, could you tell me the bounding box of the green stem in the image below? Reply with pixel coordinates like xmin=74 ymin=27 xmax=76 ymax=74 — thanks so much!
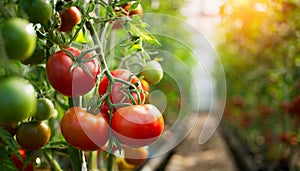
xmin=44 ymin=152 xmax=63 ymax=171
xmin=88 ymin=151 xmax=98 ymax=170
xmin=107 ymin=153 xmax=115 ymax=171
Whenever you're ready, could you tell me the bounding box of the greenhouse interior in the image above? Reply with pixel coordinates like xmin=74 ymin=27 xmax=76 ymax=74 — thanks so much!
xmin=0 ymin=0 xmax=299 ymax=170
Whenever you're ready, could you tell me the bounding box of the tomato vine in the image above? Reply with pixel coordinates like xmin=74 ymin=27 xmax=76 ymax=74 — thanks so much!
xmin=0 ymin=0 xmax=165 ymax=171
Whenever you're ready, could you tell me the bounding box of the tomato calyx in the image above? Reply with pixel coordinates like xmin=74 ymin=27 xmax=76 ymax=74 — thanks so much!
xmin=62 ymin=46 xmax=99 ymax=78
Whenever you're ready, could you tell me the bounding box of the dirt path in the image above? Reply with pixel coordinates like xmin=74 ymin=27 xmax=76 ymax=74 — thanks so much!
xmin=164 ymin=114 xmax=238 ymax=171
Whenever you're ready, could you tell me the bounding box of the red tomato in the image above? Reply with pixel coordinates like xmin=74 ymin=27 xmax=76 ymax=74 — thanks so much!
xmin=46 ymin=47 xmax=99 ymax=97
xmin=58 ymin=6 xmax=81 ymax=32
xmin=11 ymin=148 xmax=34 ymax=171
xmin=111 ymin=104 xmax=164 ymax=147
xmin=98 ymin=69 xmax=145 ymax=109
xmin=61 ymin=107 xmax=109 ymax=151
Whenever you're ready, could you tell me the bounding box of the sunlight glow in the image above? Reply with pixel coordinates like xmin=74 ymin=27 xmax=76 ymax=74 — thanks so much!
xmin=254 ymin=2 xmax=267 ymax=12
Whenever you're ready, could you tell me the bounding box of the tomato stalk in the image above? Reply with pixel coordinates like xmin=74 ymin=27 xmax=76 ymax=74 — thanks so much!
xmin=85 ymin=19 xmax=118 ymax=171
xmin=44 ymin=152 xmax=63 ymax=171
xmin=86 ymin=10 xmax=144 ymax=170
xmin=88 ymin=151 xmax=98 ymax=170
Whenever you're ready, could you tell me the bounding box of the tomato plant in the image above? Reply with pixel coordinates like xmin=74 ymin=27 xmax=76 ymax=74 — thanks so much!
xmin=61 ymin=107 xmax=109 ymax=151
xmin=19 ymin=0 xmax=53 ymax=24
xmin=0 ymin=0 xmax=170 ymax=170
xmin=16 ymin=121 xmax=50 ymax=151
xmin=113 ymin=1 xmax=143 ymax=29
xmin=46 ymin=47 xmax=99 ymax=97
xmin=111 ymin=104 xmax=164 ymax=147
xmin=1 ymin=18 xmax=36 ymax=60
xmin=58 ymin=6 xmax=81 ymax=32
xmin=0 ymin=77 xmax=36 ymax=122
xmin=141 ymin=60 xmax=163 ymax=84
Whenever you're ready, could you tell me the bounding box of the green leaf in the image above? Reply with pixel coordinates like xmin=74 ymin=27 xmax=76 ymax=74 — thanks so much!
xmin=0 ymin=128 xmax=19 ymax=159
xmin=88 ymin=1 xmax=95 ymax=13
xmin=0 ymin=152 xmax=18 ymax=171
xmin=106 ymin=6 xmax=114 ymax=17
xmin=68 ymin=145 xmax=83 ymax=171
xmin=126 ymin=17 xmax=161 ymax=46
xmin=130 ymin=1 xmax=139 ymax=10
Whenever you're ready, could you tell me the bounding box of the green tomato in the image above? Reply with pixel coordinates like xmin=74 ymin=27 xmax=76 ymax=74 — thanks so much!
xmin=0 ymin=77 xmax=36 ymax=122
xmin=141 ymin=60 xmax=163 ymax=84
xmin=19 ymin=0 xmax=53 ymax=24
xmin=1 ymin=18 xmax=36 ymax=60
xmin=34 ymin=98 xmax=54 ymax=121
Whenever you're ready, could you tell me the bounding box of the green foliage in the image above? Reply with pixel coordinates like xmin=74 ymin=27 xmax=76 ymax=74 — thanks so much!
xmin=0 ymin=128 xmax=19 ymax=171
xmin=0 ymin=151 xmax=18 ymax=171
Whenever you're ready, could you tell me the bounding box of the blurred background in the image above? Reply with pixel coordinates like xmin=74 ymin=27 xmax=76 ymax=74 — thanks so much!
xmin=139 ymin=0 xmax=300 ymax=170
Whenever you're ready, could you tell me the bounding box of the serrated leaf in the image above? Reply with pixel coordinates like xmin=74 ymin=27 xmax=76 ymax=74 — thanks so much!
xmin=129 ymin=20 xmax=161 ymax=46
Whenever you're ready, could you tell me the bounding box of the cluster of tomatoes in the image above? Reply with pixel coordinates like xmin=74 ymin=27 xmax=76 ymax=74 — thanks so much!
xmin=0 ymin=0 xmax=165 ymax=170
xmin=52 ymin=47 xmax=164 ymax=167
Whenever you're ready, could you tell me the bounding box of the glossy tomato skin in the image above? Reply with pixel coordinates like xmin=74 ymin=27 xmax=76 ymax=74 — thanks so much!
xmin=61 ymin=107 xmax=109 ymax=151
xmin=0 ymin=77 xmax=36 ymax=122
xmin=1 ymin=18 xmax=36 ymax=60
xmin=19 ymin=0 xmax=53 ymax=24
xmin=34 ymin=98 xmax=54 ymax=121
xmin=46 ymin=47 xmax=99 ymax=97
xmin=59 ymin=6 xmax=81 ymax=32
xmin=99 ymin=69 xmax=145 ymax=107
xmin=11 ymin=148 xmax=34 ymax=171
xmin=16 ymin=121 xmax=50 ymax=151
xmin=111 ymin=104 xmax=164 ymax=147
